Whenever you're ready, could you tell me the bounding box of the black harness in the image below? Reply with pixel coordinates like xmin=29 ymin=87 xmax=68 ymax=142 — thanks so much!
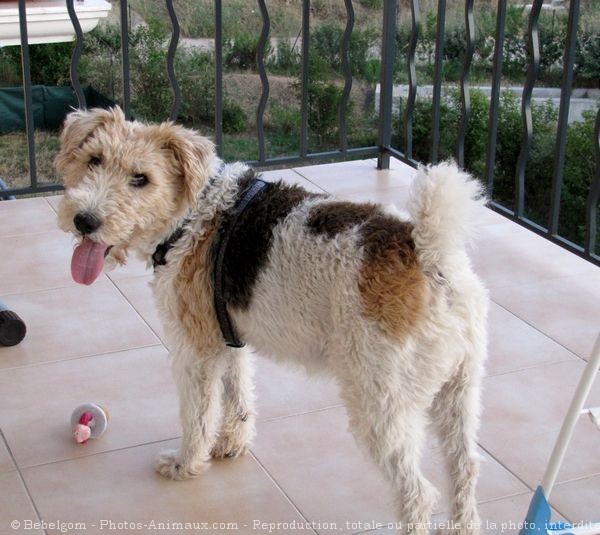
xmin=152 ymin=177 xmax=270 ymax=348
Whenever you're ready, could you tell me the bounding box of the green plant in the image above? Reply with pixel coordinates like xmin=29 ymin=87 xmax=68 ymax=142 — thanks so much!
xmin=311 ymin=23 xmax=379 ymax=82
xmin=268 ymin=39 xmax=301 ymax=75
xmin=576 ymin=28 xmax=600 ymax=86
xmin=392 ymin=89 xmax=593 ymax=246
xmin=292 ymin=53 xmax=349 ymax=146
xmin=359 ymin=0 xmax=383 ymax=9
xmin=307 ymin=79 xmax=345 ymax=144
xmin=177 ymin=50 xmax=216 ymax=128
xmin=267 ymin=105 xmax=301 ymax=135
xmin=560 ymin=110 xmax=598 ymax=247
xmin=128 ymin=19 xmax=173 ymax=121
xmin=312 ymin=23 xmax=344 ymax=70
xmin=394 ymin=94 xmax=458 ymax=163
xmin=222 ymin=100 xmax=247 ymax=133
xmin=79 ymin=23 xmax=123 ymax=99
xmin=0 ymin=50 xmax=21 ymax=86
xmin=2 ymin=41 xmax=74 ymax=86
xmin=224 ymin=33 xmax=270 ymax=71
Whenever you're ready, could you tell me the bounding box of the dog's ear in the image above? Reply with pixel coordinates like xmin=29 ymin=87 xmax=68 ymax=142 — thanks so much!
xmin=55 ymin=107 xmax=125 ymax=173
xmin=159 ymin=124 xmax=216 ymax=207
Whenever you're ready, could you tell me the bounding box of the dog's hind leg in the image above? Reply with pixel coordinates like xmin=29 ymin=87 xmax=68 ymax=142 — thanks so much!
xmin=212 ymin=349 xmax=256 ymax=459
xmin=334 ymin=349 xmax=439 ymax=535
xmin=155 ymin=348 xmax=227 ymax=480
xmin=430 ymin=348 xmax=485 ymax=534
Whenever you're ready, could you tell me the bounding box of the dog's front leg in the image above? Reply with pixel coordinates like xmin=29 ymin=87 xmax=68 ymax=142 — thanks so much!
xmin=156 ymin=348 xmax=227 ymax=480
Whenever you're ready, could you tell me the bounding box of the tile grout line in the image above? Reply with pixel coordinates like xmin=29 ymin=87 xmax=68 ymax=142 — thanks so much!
xmin=490 ymin=299 xmax=588 ymax=364
xmin=548 ymin=471 xmax=600 ymax=487
xmin=0 ymin=341 xmax=164 ymax=373
xmin=0 ymin=274 xmax=110 ymax=299
xmin=290 ymin=168 xmax=332 ymax=194
xmin=106 ymin=275 xmax=169 ymax=348
xmin=43 ymin=196 xmax=60 ymax=214
xmin=485 ymin=356 xmax=580 ymax=379
xmin=0 ymin=228 xmax=65 ymax=240
xmin=258 ymin=404 xmax=345 ymax=424
xmin=0 ymin=428 xmax=48 ymax=535
xmin=476 ymin=441 xmax=534 ymax=493
xmin=16 ymin=436 xmax=183 ymax=471
xmin=248 ymin=450 xmax=319 ymax=535
xmin=476 ymin=442 xmax=573 ymax=523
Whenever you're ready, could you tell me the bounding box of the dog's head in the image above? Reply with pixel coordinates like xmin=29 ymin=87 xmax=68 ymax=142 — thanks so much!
xmin=55 ymin=107 xmax=215 ymax=285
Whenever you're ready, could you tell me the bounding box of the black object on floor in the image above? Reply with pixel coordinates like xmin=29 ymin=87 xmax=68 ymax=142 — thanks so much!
xmin=0 ymin=300 xmax=26 ymax=346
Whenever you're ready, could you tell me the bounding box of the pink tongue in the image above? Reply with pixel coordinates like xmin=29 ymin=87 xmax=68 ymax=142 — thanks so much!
xmin=71 ymin=238 xmax=110 ymax=285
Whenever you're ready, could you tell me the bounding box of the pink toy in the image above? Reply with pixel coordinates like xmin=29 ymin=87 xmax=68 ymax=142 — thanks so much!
xmin=71 ymin=403 xmax=109 ymax=444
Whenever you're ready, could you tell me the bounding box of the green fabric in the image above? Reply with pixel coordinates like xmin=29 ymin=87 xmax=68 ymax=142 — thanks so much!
xmin=0 ymin=85 xmax=113 ymax=134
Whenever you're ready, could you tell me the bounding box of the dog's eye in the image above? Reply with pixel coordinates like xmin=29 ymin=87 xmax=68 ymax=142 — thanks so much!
xmin=130 ymin=174 xmax=149 ymax=188
xmin=89 ymin=156 xmax=102 ymax=167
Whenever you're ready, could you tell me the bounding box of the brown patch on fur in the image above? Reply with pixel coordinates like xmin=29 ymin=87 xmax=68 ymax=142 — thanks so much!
xmin=55 ymin=107 xmax=125 ymax=174
xmin=149 ymin=123 xmax=215 ymax=209
xmin=175 ymin=225 xmax=223 ymax=352
xmin=306 ymin=201 xmax=379 ymax=238
xmin=358 ymin=215 xmax=428 ymax=340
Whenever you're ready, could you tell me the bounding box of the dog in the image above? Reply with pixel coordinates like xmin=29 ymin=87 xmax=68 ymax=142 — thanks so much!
xmin=56 ymin=106 xmax=488 ymax=534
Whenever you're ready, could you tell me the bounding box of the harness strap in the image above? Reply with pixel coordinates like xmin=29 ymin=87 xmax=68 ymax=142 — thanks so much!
xmin=213 ymin=178 xmax=270 ymax=348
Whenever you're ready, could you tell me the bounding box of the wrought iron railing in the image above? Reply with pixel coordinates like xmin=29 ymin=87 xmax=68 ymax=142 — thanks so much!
xmin=3 ymin=0 xmax=600 ymax=266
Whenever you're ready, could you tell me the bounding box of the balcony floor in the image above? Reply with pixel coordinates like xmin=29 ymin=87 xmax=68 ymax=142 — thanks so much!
xmin=1 ymin=159 xmax=599 ymax=534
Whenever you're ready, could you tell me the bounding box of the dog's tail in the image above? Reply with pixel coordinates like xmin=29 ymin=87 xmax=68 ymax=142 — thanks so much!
xmin=408 ymin=162 xmax=486 ymax=272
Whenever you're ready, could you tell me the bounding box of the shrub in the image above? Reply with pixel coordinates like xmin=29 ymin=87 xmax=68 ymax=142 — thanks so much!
xmin=177 ymin=49 xmax=216 ymax=128
xmin=311 ymin=23 xmax=379 ymax=82
xmin=267 ymin=105 xmax=301 ymax=135
xmin=394 ymin=94 xmax=458 ymax=163
xmin=359 ymin=0 xmax=383 ymax=9
xmin=393 ymin=88 xmax=599 ymax=249
xmin=306 ymin=79 xmax=346 ymax=144
xmin=128 ymin=20 xmax=172 ymax=121
xmin=80 ymin=20 xmax=218 ymax=129
xmin=79 ymin=23 xmax=122 ymax=99
xmin=222 ymin=100 xmax=247 ymax=134
xmin=292 ymin=53 xmax=350 ymax=146
xmin=224 ymin=33 xmax=270 ymax=71
xmin=576 ymin=28 xmax=600 ymax=86
xmin=2 ymin=41 xmax=73 ymax=86
xmin=268 ymin=39 xmax=301 ymax=76
xmin=312 ymin=24 xmax=342 ymax=70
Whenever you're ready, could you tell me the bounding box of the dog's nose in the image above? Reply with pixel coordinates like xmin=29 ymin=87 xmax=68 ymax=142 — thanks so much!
xmin=73 ymin=212 xmax=102 ymax=235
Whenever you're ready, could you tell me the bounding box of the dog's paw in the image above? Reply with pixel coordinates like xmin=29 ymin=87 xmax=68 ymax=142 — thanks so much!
xmin=211 ymin=434 xmax=250 ymax=459
xmin=154 ymin=449 xmax=206 ymax=480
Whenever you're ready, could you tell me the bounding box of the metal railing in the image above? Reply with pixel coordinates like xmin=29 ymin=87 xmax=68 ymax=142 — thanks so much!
xmin=3 ymin=0 xmax=600 ymax=266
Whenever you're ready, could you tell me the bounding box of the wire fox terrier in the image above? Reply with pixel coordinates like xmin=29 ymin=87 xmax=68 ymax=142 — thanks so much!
xmin=56 ymin=107 xmax=489 ymax=534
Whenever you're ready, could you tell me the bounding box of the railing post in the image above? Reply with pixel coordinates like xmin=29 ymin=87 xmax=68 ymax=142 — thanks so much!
xmin=17 ymin=0 xmax=37 ymax=190
xmin=548 ymin=0 xmax=580 ymax=237
xmin=120 ymin=0 xmax=131 ymax=119
xmin=165 ymin=0 xmax=182 ymax=122
xmin=430 ymin=0 xmax=446 ymax=164
xmin=484 ymin=0 xmax=507 ymax=194
xmin=66 ymin=0 xmax=87 ymax=110
xmin=214 ymin=0 xmax=223 ymax=157
xmin=300 ymin=0 xmax=310 ymax=158
xmin=256 ymin=0 xmax=270 ymax=164
xmin=377 ymin=0 xmax=397 ymax=170
xmin=585 ymin=109 xmax=600 ymax=257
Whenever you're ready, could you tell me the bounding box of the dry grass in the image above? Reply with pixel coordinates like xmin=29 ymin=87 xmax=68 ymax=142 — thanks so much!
xmin=0 ymin=131 xmax=60 ymax=189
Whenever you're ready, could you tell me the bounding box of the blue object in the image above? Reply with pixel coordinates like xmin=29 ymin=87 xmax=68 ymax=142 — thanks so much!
xmin=0 ymin=178 xmax=15 ymax=200
xmin=520 ymin=487 xmax=573 ymax=535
